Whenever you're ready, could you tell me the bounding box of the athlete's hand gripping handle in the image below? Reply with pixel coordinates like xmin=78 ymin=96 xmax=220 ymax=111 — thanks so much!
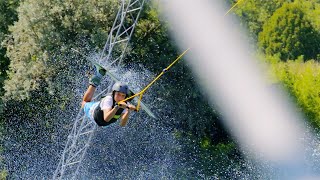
xmin=126 ymin=104 xmax=137 ymax=112
xmin=117 ymin=102 xmax=137 ymax=111
xmin=116 ymin=102 xmax=125 ymax=108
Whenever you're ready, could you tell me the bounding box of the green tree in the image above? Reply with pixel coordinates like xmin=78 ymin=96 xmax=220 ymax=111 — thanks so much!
xmin=296 ymin=0 xmax=320 ymax=31
xmin=0 ymin=0 xmax=20 ymax=95
xmin=258 ymin=2 xmax=320 ymax=60
xmin=2 ymin=0 xmax=119 ymax=101
xmin=127 ymin=2 xmax=177 ymax=71
xmin=233 ymin=0 xmax=289 ymax=40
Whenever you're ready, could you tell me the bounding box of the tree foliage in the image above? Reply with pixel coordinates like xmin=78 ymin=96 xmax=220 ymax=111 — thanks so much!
xmin=2 ymin=0 xmax=119 ymax=100
xmin=258 ymin=2 xmax=320 ymax=61
xmin=269 ymin=56 xmax=320 ymax=129
xmin=0 ymin=0 xmax=20 ymax=95
xmin=233 ymin=0 xmax=289 ymax=40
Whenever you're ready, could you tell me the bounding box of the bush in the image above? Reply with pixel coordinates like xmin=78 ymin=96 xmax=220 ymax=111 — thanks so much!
xmin=269 ymin=56 xmax=320 ymax=129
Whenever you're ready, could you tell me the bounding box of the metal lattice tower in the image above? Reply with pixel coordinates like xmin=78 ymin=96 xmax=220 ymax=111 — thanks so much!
xmin=99 ymin=0 xmax=146 ymax=68
xmin=53 ymin=0 xmax=146 ymax=179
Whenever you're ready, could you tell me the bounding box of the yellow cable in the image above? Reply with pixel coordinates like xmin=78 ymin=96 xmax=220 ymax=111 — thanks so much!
xmin=225 ymin=0 xmax=244 ymax=16
xmin=119 ymin=48 xmax=190 ymax=109
xmin=137 ymin=94 xmax=143 ymax=111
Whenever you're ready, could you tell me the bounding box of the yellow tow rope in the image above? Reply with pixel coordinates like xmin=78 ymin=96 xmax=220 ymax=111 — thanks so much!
xmin=120 ymin=48 xmax=190 ymax=111
xmin=120 ymin=0 xmax=244 ymax=111
xmin=225 ymin=0 xmax=244 ymax=16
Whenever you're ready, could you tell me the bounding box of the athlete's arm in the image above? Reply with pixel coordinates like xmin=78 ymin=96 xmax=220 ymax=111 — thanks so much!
xmin=119 ymin=104 xmax=136 ymax=126
xmin=103 ymin=106 xmax=118 ymax=122
xmin=103 ymin=101 xmax=127 ymax=122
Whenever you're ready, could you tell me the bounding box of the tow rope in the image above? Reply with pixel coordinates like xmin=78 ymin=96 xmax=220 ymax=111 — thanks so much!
xmin=119 ymin=48 xmax=190 ymax=111
xmin=225 ymin=0 xmax=244 ymax=16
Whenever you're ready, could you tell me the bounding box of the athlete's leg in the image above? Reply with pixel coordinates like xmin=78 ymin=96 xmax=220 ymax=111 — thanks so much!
xmin=81 ymin=85 xmax=96 ymax=107
xmin=82 ymin=63 xmax=106 ymax=107
xmin=89 ymin=64 xmax=106 ymax=87
xmin=83 ymin=101 xmax=99 ymax=120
